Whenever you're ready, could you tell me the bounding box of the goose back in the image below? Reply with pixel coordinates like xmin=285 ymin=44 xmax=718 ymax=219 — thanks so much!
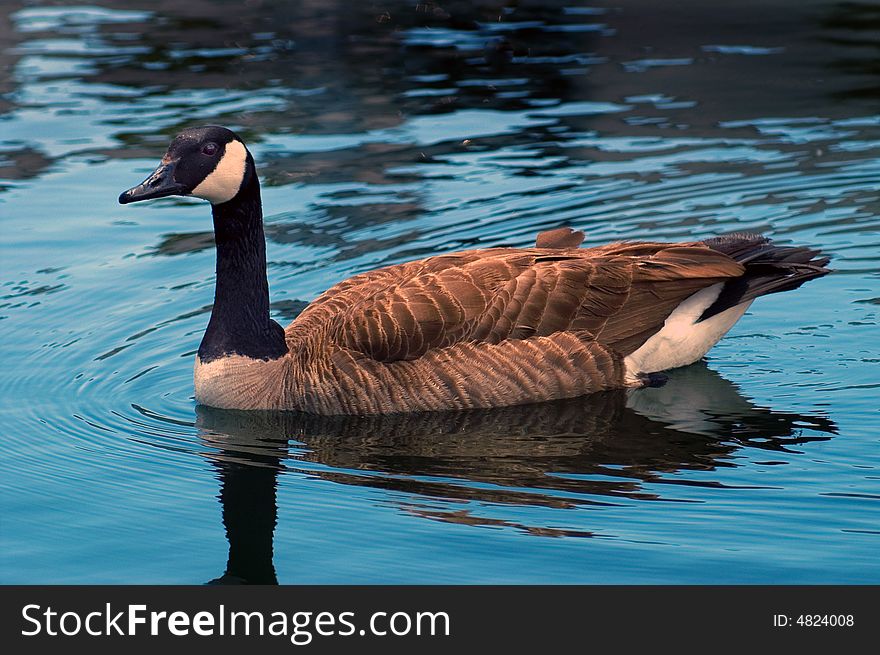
xmin=281 ymin=239 xmax=745 ymax=413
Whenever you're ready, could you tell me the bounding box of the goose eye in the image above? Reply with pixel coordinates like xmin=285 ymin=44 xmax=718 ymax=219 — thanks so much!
xmin=201 ymin=142 xmax=218 ymax=156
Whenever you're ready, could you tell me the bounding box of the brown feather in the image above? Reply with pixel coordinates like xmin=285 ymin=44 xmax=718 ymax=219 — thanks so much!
xmin=535 ymin=226 xmax=586 ymax=249
xmin=282 ymin=237 xmax=750 ymax=413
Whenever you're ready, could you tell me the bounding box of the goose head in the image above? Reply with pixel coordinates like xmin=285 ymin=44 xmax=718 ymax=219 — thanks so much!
xmin=119 ymin=126 xmax=253 ymax=206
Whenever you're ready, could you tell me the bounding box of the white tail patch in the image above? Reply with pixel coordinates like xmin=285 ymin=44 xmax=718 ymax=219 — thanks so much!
xmin=624 ymin=283 xmax=752 ymax=379
xmin=191 ymin=139 xmax=248 ymax=204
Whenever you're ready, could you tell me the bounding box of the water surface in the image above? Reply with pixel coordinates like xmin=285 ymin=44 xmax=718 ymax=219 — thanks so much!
xmin=1 ymin=0 xmax=878 ymax=583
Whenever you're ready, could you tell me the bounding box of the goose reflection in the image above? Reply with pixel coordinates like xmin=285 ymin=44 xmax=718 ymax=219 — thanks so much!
xmin=198 ymin=362 xmax=834 ymax=584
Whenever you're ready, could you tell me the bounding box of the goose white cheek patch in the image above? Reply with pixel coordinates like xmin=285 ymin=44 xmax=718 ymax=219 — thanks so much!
xmin=191 ymin=139 xmax=248 ymax=204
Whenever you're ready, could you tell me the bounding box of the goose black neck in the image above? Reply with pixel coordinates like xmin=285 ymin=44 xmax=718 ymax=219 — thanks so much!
xmin=198 ymin=170 xmax=287 ymax=363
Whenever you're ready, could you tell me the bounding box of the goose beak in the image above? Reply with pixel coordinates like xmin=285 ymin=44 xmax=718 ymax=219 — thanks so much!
xmin=119 ymin=161 xmax=188 ymax=204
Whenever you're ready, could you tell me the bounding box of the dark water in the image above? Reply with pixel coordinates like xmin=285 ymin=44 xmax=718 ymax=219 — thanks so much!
xmin=1 ymin=0 xmax=878 ymax=583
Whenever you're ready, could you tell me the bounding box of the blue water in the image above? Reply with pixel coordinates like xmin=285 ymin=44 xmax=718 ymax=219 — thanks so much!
xmin=1 ymin=1 xmax=878 ymax=584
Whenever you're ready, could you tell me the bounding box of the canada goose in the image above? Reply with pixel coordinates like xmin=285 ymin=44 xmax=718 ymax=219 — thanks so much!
xmin=120 ymin=126 xmax=830 ymax=415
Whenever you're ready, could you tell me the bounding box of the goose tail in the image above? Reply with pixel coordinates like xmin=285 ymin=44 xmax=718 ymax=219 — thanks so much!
xmin=698 ymin=233 xmax=831 ymax=321
xmin=622 ymin=233 xmax=830 ymax=380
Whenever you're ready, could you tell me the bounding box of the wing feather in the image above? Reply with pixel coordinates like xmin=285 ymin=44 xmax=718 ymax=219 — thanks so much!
xmin=292 ymin=241 xmax=745 ymax=363
xmin=535 ymin=226 xmax=586 ymax=249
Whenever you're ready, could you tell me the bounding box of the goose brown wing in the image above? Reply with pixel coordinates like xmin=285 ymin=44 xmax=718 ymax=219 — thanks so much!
xmin=316 ymin=243 xmax=744 ymax=363
xmin=591 ymin=244 xmax=746 ymax=354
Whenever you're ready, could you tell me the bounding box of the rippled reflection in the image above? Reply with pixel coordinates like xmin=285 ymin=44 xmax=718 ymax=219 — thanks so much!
xmin=197 ymin=363 xmax=834 ymax=582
